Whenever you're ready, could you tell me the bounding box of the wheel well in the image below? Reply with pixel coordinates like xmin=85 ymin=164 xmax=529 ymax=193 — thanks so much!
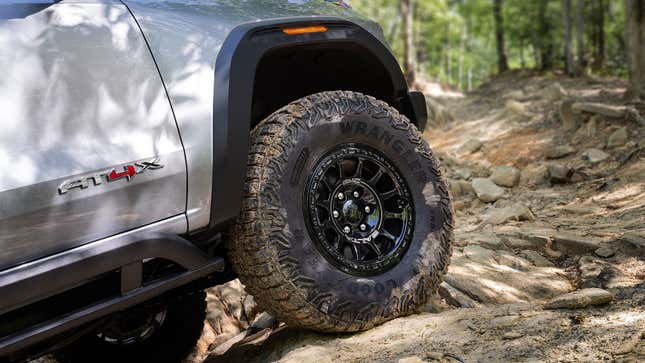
xmin=251 ymin=42 xmax=399 ymax=129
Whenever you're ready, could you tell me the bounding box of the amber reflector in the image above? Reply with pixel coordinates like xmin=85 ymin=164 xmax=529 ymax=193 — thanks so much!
xmin=282 ymin=25 xmax=328 ymax=35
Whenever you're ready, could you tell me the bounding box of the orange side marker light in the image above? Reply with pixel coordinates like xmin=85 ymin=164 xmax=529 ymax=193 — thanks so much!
xmin=282 ymin=25 xmax=328 ymax=35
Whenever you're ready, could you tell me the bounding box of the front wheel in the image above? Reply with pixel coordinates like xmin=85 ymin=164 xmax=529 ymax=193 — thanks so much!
xmin=229 ymin=91 xmax=454 ymax=332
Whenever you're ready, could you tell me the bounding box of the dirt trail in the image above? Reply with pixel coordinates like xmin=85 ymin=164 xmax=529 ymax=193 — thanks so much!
xmin=194 ymin=73 xmax=644 ymax=363
xmin=35 ymin=74 xmax=644 ymax=363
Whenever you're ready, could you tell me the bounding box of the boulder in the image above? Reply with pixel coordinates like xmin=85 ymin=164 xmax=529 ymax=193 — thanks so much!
xmin=471 ymin=178 xmax=505 ymax=202
xmin=594 ymin=246 xmax=615 ymax=258
xmin=607 ymin=127 xmax=628 ymax=148
xmin=520 ymin=164 xmax=549 ymax=186
xmin=543 ymin=82 xmax=567 ymax=101
xmin=459 ymin=139 xmax=483 ymax=154
xmin=519 ymin=250 xmax=555 ymax=267
xmin=438 ymin=282 xmax=480 ymax=308
xmin=545 ymin=145 xmax=576 ymax=159
xmin=483 ymin=203 xmax=534 ymax=225
xmin=490 ymin=166 xmax=520 ymax=187
xmin=543 ymin=288 xmax=614 ymax=309
xmin=548 ymin=163 xmax=571 ymax=183
xmin=553 ymin=232 xmax=602 ymax=255
xmin=572 ymin=117 xmax=598 ymax=144
xmin=559 ymin=98 xmax=583 ymax=130
xmin=582 ymin=148 xmax=610 ymax=164
xmin=571 ymin=102 xmax=626 ymax=118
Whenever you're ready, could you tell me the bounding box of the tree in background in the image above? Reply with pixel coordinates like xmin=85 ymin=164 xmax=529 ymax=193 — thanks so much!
xmin=493 ymin=0 xmax=509 ymax=73
xmin=575 ymin=0 xmax=585 ymax=75
xmin=352 ymin=0 xmax=629 ymax=90
xmin=563 ymin=0 xmax=575 ymax=75
xmin=400 ymin=0 xmax=416 ymax=84
xmin=624 ymin=0 xmax=645 ymax=99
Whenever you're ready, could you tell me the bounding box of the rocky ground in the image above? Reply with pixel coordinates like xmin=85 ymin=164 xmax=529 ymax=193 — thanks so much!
xmin=36 ymin=73 xmax=644 ymax=363
xmin=188 ymin=73 xmax=644 ymax=363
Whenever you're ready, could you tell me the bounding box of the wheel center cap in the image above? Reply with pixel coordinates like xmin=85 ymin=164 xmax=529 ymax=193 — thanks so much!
xmin=342 ymin=200 xmax=362 ymax=223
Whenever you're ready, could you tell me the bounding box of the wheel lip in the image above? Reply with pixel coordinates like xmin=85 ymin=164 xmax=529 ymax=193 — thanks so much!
xmin=304 ymin=143 xmax=415 ymax=276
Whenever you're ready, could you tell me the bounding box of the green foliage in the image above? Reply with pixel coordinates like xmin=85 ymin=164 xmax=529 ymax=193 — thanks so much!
xmin=351 ymin=0 xmax=627 ymax=90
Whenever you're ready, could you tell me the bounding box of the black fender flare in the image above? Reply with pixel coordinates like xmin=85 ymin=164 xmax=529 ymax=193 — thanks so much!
xmin=209 ymin=16 xmax=427 ymax=229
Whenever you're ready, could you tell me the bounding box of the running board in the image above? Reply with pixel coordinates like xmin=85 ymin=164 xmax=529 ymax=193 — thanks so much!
xmin=0 ymin=257 xmax=224 ymax=356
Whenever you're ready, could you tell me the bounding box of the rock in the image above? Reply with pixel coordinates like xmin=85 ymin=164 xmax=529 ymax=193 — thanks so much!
xmin=504 ymin=89 xmax=525 ymax=100
xmin=471 ymin=178 xmax=505 ymax=203
xmin=505 ymin=100 xmax=531 ymax=117
xmin=490 ymin=166 xmax=520 ymax=187
xmin=505 ymin=237 xmax=536 ymax=250
xmin=610 ymin=331 xmax=643 ymax=355
xmin=483 ymin=203 xmax=534 ymax=225
xmin=553 ymin=232 xmax=601 ymax=255
xmin=520 ymin=164 xmax=549 ymax=186
xmin=446 ymin=246 xmax=572 ymax=304
xmin=559 ymin=98 xmax=582 ymax=130
xmin=502 ymin=331 xmax=524 ymax=340
xmin=455 ymin=168 xmax=472 ymax=180
xmin=520 ymin=250 xmax=555 ymax=267
xmin=548 ymin=163 xmax=571 ymax=183
xmin=459 ymin=139 xmax=483 ymax=154
xmin=571 ymin=102 xmax=626 ymax=118
xmin=205 ymin=279 xmax=259 ymax=345
xmin=543 ymin=288 xmax=614 ymax=309
xmin=545 ymin=145 xmax=575 ymax=159
xmin=594 ymin=247 xmax=615 ymax=258
xmin=607 ymin=127 xmax=629 ymax=147
xmin=582 ymin=148 xmax=610 ymax=164
xmin=543 ymin=82 xmax=567 ymax=101
xmin=398 ymin=357 xmax=426 ymax=363
xmin=426 ymin=97 xmax=454 ymax=126
xmin=620 ymin=232 xmax=645 ymax=248
xmin=572 ymin=117 xmax=598 ymax=144
xmin=439 ymin=282 xmax=480 ymax=308
xmin=448 ymin=179 xmax=474 ymax=197
xmin=468 ymin=233 xmax=505 ymax=249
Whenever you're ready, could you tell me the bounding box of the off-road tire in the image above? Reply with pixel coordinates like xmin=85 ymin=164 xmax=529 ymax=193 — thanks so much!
xmin=229 ymin=91 xmax=453 ymax=332
xmin=58 ymin=291 xmax=206 ymax=363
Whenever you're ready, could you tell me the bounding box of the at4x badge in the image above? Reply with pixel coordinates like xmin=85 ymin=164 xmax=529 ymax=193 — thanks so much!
xmin=58 ymin=158 xmax=163 ymax=195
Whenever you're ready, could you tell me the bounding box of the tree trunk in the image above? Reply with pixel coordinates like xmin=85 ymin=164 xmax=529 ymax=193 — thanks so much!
xmin=575 ymin=0 xmax=585 ymax=75
xmin=592 ymin=0 xmax=606 ymax=70
xmin=493 ymin=0 xmax=509 ymax=73
xmin=625 ymin=0 xmax=645 ymax=99
xmin=538 ymin=1 xmax=554 ymax=69
xmin=563 ymin=0 xmax=575 ymax=76
xmin=400 ymin=0 xmax=415 ymax=84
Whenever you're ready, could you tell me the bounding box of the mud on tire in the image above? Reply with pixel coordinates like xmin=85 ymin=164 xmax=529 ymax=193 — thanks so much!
xmin=229 ymin=91 xmax=454 ymax=332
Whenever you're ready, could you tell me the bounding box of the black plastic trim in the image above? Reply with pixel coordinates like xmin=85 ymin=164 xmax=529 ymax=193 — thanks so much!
xmin=0 ymin=232 xmax=211 ymax=316
xmin=209 ymin=16 xmax=425 ymax=230
xmin=0 ymin=258 xmax=224 ymax=356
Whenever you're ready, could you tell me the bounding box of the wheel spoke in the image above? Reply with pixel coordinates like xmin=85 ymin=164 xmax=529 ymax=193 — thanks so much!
xmin=351 ymin=244 xmax=364 ymax=261
xmin=337 ymin=160 xmax=345 ymax=180
xmin=366 ymin=240 xmax=382 ymax=256
xmin=354 ymin=158 xmax=364 ymax=178
xmin=316 ymin=200 xmax=329 ymax=211
xmin=320 ymin=177 xmax=332 ymax=192
xmin=368 ymin=169 xmax=383 ymax=186
xmin=380 ymin=189 xmax=397 ymax=200
xmin=380 ymin=229 xmax=397 ymax=241
xmin=383 ymin=211 xmax=404 ymax=220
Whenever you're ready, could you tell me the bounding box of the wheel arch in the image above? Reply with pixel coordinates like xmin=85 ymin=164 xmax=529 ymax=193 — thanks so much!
xmin=209 ymin=17 xmax=427 ymax=230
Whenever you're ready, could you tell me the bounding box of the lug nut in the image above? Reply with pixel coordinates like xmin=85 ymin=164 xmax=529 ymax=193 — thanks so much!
xmin=353 ymin=191 xmax=360 ymax=198
xmin=337 ymin=192 xmax=345 ymax=200
xmin=343 ymin=226 xmax=351 ymax=234
xmin=364 ymin=206 xmax=371 ymax=213
xmin=359 ymin=224 xmax=367 ymax=231
xmin=332 ymin=210 xmax=340 ymax=218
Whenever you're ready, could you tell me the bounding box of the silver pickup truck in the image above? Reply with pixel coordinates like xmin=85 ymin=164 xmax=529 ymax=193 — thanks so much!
xmin=0 ymin=1 xmax=453 ymax=362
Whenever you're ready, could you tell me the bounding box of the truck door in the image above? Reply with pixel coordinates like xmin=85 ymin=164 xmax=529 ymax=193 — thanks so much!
xmin=0 ymin=0 xmax=187 ymax=270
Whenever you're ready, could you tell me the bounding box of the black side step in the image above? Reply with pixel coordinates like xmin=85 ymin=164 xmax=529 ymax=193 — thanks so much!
xmin=0 ymin=230 xmax=225 ymax=356
xmin=0 ymin=257 xmax=224 ymax=355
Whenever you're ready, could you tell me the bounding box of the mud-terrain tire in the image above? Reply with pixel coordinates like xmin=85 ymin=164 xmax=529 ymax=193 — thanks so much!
xmin=229 ymin=91 xmax=453 ymax=332
xmin=58 ymin=291 xmax=206 ymax=363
